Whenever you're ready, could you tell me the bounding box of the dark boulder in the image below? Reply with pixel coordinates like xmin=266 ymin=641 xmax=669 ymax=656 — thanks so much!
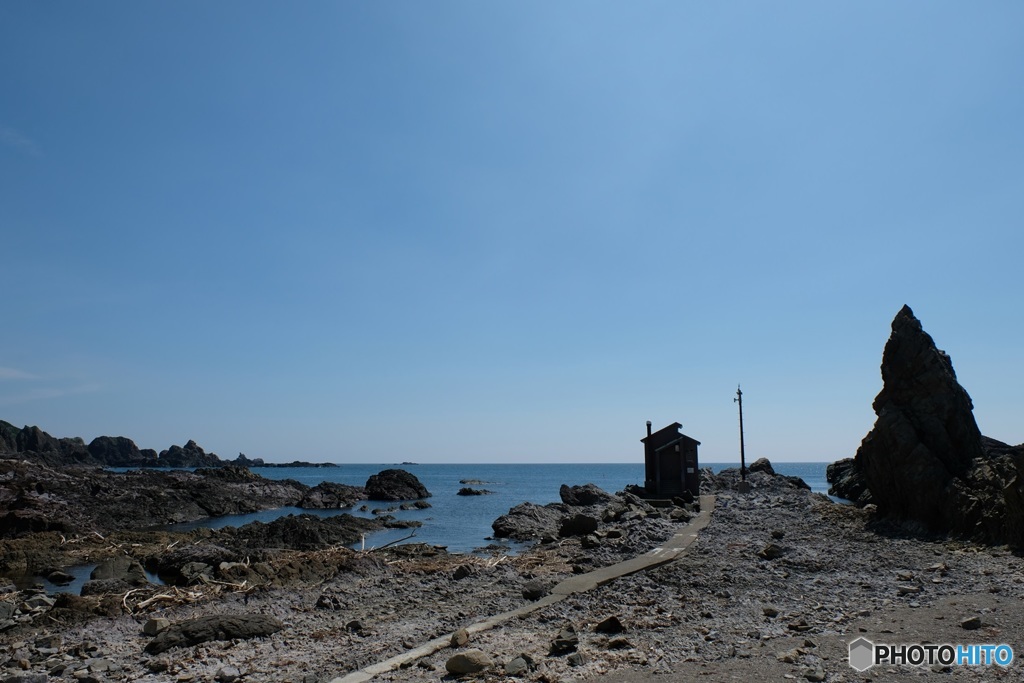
xmin=364 ymin=469 xmax=430 ymax=500
xmin=559 ymin=483 xmax=614 ymax=506
xmin=87 ymin=436 xmax=154 ymax=467
xmin=550 ymin=624 xmax=579 ymax=655
xmin=90 ymin=555 xmax=147 ymax=582
xmin=457 ymin=487 xmax=492 ymax=496
xmin=145 ymin=614 xmax=284 ymax=654
xmin=299 ymin=482 xmax=365 ymax=508
xmin=559 ymin=513 xmax=600 ymax=537
xmin=595 ymin=615 xmax=625 ymax=634
xmin=492 ymin=502 xmax=566 ymax=541
xmin=826 ymin=458 xmax=872 ymax=504
xmin=522 ymin=580 xmax=548 ymax=600
xmin=748 ymin=458 xmax=775 ymax=476
xmin=0 ymin=508 xmax=75 ymax=536
xmin=47 ymin=570 xmax=75 ymax=585
xmin=445 ymin=650 xmax=493 ymax=675
xmin=222 ymin=513 xmax=383 ymax=551
xmin=81 ymin=555 xmax=150 ymax=594
xmin=781 ymin=474 xmax=811 ymax=490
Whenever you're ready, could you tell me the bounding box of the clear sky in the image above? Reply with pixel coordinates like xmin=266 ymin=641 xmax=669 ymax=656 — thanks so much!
xmin=1 ymin=2 xmax=1021 ymax=464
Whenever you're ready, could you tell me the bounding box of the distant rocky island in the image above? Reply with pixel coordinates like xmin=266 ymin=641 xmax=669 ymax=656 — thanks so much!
xmin=0 ymin=421 xmax=336 ymax=469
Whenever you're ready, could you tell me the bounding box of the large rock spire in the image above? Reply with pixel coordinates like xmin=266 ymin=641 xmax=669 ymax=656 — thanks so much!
xmin=854 ymin=305 xmax=984 ymax=531
xmin=833 ymin=305 xmax=1024 ymax=545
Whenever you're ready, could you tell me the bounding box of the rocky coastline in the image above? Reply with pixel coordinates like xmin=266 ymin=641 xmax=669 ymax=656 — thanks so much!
xmin=2 ymin=463 xmax=1021 ymax=683
xmin=2 ymin=304 xmax=1022 ymax=682
xmin=0 ymin=454 xmax=435 ymax=594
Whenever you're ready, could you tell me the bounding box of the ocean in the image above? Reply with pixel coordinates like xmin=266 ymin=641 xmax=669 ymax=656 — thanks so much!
xmin=166 ymin=461 xmax=832 ymax=554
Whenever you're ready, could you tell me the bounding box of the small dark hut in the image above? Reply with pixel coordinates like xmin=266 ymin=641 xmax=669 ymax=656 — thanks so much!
xmin=641 ymin=421 xmax=700 ymax=498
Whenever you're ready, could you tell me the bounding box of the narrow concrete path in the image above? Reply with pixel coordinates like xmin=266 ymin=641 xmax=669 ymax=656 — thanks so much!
xmin=328 ymin=495 xmax=716 ymax=683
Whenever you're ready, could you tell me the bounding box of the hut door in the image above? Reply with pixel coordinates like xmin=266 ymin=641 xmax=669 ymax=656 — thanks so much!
xmin=658 ymin=450 xmax=683 ymax=495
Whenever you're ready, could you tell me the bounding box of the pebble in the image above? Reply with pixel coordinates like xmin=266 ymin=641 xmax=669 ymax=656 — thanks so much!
xmin=143 ymin=618 xmax=170 ymax=635
xmin=215 ymin=666 xmax=242 ymax=682
xmin=450 ymin=628 xmax=470 ymax=647
xmin=505 ymin=656 xmax=530 ymax=676
xmin=445 ymin=649 xmax=492 ymax=675
xmin=961 ymin=615 xmax=982 ymax=630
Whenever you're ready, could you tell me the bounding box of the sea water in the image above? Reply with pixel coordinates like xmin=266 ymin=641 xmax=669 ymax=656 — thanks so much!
xmin=166 ymin=462 xmax=833 ymax=553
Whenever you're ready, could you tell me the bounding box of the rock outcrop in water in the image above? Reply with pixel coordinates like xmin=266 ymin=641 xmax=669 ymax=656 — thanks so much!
xmin=828 ymin=305 xmax=1024 ymax=545
xmin=157 ymin=440 xmax=222 ymax=468
xmin=364 ymin=469 xmax=431 ymax=500
xmin=0 ymin=459 xmax=370 ymax=542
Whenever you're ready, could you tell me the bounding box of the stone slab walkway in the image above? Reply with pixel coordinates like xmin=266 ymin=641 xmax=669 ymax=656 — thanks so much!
xmin=328 ymin=495 xmax=716 ymax=683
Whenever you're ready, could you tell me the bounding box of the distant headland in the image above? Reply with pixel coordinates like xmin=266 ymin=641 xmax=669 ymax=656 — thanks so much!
xmin=0 ymin=421 xmax=336 ymax=469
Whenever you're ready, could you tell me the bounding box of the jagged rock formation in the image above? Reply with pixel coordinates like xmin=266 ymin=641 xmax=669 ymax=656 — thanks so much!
xmin=829 ymin=305 xmax=1024 ymax=545
xmin=0 ymin=420 xmax=335 ymax=468
xmin=825 ymin=458 xmax=871 ymax=505
xmin=158 ymin=440 xmax=222 ymax=468
xmin=856 ymin=305 xmax=983 ymax=531
xmin=0 ymin=421 xmax=222 ymax=467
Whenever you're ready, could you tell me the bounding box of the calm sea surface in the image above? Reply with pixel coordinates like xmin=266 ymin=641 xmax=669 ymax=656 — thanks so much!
xmin=166 ymin=461 xmax=832 ymax=554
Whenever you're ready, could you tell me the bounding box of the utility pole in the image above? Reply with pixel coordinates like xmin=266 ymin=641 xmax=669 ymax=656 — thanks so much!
xmin=734 ymin=384 xmax=746 ymax=481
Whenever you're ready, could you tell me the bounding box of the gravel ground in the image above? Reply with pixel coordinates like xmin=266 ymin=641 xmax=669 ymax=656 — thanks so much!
xmin=2 ymin=470 xmax=1022 ymax=683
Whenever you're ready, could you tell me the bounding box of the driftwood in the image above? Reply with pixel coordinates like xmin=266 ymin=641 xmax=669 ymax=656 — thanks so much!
xmin=123 ymin=582 xmax=252 ymax=614
xmin=366 ymin=531 xmax=417 ymax=552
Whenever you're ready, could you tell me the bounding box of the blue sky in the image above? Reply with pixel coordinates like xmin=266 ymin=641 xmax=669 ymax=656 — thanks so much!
xmin=2 ymin=2 xmax=1022 ymax=464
